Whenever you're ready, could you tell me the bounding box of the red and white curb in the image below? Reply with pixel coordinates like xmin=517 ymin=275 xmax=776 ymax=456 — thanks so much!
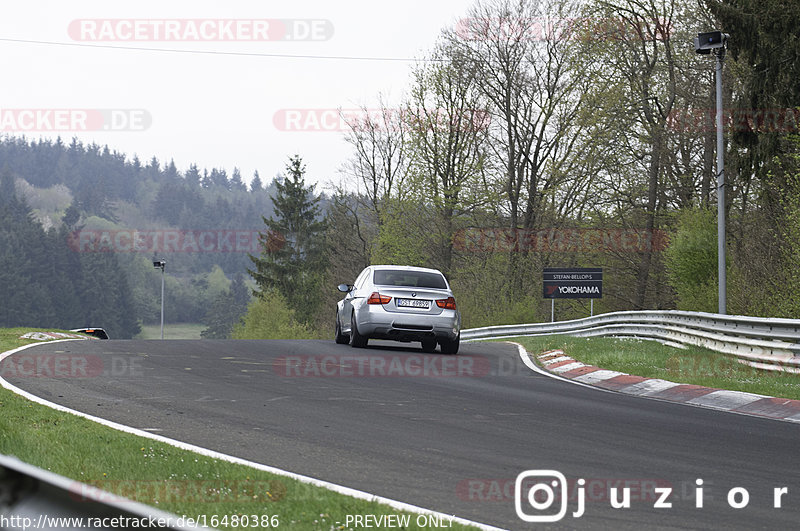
xmin=537 ymin=349 xmax=800 ymax=423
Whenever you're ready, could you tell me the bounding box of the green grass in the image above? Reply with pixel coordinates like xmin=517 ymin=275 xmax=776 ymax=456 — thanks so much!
xmin=0 ymin=328 xmax=478 ymax=530
xmin=136 ymin=323 xmax=206 ymax=340
xmin=510 ymin=335 xmax=800 ymax=401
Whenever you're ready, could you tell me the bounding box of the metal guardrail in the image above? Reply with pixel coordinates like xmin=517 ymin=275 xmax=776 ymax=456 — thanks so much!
xmin=0 ymin=454 xmax=204 ymax=530
xmin=461 ymin=310 xmax=800 ymax=373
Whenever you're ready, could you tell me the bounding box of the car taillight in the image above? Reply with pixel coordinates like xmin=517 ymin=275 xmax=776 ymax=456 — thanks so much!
xmin=436 ymin=297 xmax=457 ymax=310
xmin=367 ymin=292 xmax=392 ymax=304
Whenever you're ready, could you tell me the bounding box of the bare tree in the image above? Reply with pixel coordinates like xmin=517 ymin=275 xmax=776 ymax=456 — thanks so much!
xmin=339 ymin=96 xmax=408 ymax=225
xmin=585 ymin=0 xmax=691 ymax=308
xmin=403 ymin=41 xmax=492 ymax=274
xmin=445 ymin=0 xmax=596 ymax=293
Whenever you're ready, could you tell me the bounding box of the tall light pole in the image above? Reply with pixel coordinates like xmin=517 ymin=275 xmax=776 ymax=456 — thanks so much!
xmin=695 ymin=31 xmax=729 ymax=314
xmin=153 ymin=260 xmax=166 ymax=339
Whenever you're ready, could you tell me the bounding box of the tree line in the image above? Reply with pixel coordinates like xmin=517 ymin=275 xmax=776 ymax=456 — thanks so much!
xmin=0 ymin=136 xmax=287 ymax=334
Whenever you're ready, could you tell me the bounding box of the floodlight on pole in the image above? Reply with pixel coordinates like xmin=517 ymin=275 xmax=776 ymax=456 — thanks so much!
xmin=695 ymin=30 xmax=729 ymax=314
xmin=153 ymin=260 xmax=166 ymax=339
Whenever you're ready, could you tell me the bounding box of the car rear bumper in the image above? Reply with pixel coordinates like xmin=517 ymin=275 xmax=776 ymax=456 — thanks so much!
xmin=355 ymin=306 xmax=460 ymax=342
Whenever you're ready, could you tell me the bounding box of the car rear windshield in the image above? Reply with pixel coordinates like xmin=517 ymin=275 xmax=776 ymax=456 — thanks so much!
xmin=373 ymin=270 xmax=448 ymax=289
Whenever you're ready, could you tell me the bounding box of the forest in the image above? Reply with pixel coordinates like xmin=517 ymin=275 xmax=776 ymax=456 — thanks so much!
xmin=0 ymin=139 xmax=278 ymax=338
xmin=1 ymin=0 xmax=798 ymax=338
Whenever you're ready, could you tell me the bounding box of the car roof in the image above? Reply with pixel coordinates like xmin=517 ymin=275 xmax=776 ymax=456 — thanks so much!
xmin=369 ymin=265 xmax=445 ymax=275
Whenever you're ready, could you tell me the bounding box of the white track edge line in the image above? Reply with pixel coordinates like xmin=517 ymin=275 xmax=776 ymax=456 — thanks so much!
xmin=0 ymin=341 xmax=506 ymax=531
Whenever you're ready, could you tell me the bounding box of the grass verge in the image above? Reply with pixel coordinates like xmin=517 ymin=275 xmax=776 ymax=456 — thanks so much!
xmin=510 ymin=335 xmax=800 ymax=401
xmin=0 ymin=328 xmax=478 ymax=530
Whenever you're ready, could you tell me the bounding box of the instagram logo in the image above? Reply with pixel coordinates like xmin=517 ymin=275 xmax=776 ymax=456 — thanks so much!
xmin=513 ymin=470 xmax=779 ymax=520
xmin=515 ymin=470 xmax=583 ymax=522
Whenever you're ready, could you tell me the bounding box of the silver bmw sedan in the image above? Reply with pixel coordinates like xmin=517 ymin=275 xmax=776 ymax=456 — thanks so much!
xmin=335 ymin=265 xmax=461 ymax=354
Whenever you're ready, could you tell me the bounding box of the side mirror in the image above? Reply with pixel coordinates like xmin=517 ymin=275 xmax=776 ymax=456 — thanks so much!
xmin=337 ymin=284 xmax=352 ymax=293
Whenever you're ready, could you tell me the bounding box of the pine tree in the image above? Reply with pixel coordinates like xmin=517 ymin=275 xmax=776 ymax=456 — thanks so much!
xmin=0 ymin=166 xmax=15 ymax=199
xmin=250 ymin=170 xmax=263 ymax=193
xmin=209 ymin=168 xmax=229 ymax=189
xmin=707 ymin=0 xmax=800 ymax=205
xmin=145 ymin=156 xmax=161 ymax=180
xmin=164 ymin=159 xmax=180 ymax=181
xmin=230 ymin=167 xmax=247 ymax=191
xmin=248 ymin=155 xmax=327 ymax=324
xmin=185 ymin=164 xmax=201 ymax=187
xmin=63 ymin=204 xmax=81 ymax=227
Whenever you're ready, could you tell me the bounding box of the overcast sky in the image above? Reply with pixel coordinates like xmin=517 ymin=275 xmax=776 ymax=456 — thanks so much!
xmin=0 ymin=0 xmax=479 ymax=190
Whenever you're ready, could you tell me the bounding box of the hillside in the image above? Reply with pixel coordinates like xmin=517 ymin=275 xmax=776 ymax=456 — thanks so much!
xmin=0 ymin=135 xmax=313 ymax=335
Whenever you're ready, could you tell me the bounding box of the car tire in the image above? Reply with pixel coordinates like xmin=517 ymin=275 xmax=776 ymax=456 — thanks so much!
xmin=439 ymin=333 xmax=460 ymax=355
xmin=335 ymin=314 xmax=349 ymax=344
xmin=350 ymin=312 xmax=368 ymax=348
xmin=421 ymin=337 xmax=437 ymax=353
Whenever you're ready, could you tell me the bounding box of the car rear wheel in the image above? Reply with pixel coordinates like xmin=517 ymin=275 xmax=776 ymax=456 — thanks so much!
xmin=421 ymin=337 xmax=437 ymax=353
xmin=334 ymin=314 xmax=349 ymax=344
xmin=350 ymin=313 xmax=368 ymax=348
xmin=439 ymin=333 xmax=460 ymax=355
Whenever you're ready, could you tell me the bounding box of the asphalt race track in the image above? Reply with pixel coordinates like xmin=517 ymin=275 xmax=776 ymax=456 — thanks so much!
xmin=6 ymin=339 xmax=800 ymax=529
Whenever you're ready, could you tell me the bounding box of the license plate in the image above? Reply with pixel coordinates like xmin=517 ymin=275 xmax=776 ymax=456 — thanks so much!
xmin=397 ymin=298 xmax=430 ymax=309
